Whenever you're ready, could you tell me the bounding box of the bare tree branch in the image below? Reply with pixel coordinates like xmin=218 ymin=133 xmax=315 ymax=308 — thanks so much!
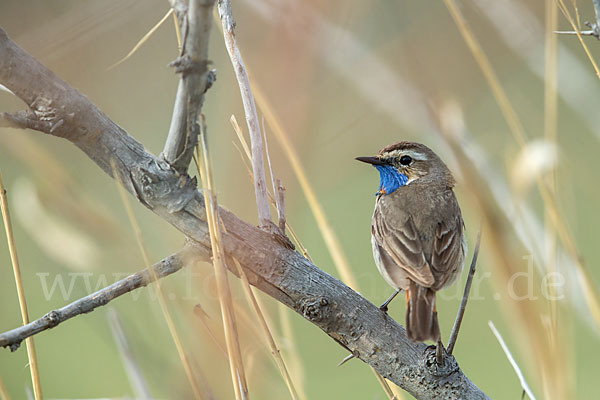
xmin=0 ymin=26 xmax=489 ymax=400
xmin=162 ymin=0 xmax=216 ymax=173
xmin=0 ymin=245 xmax=207 ymax=351
xmin=217 ymin=0 xmax=272 ymax=229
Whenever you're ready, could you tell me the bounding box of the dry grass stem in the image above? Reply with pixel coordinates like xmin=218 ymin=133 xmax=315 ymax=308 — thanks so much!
xmin=108 ymin=8 xmax=174 ymax=70
xmin=0 ymin=173 xmax=42 ymax=400
xmin=230 ymin=116 xmax=311 ymax=261
xmin=195 ymin=120 xmax=249 ymax=400
xmin=233 ymin=258 xmax=300 ymax=400
xmin=488 ymin=321 xmax=536 ymax=400
xmin=193 ymin=304 xmax=228 ymax=358
xmin=112 ymin=163 xmax=204 ymax=400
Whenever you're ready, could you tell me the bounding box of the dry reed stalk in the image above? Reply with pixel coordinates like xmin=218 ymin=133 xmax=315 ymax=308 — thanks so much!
xmin=112 ymin=164 xmax=204 ymax=400
xmin=108 ymin=8 xmax=174 ymax=70
xmin=195 ymin=122 xmax=249 ymax=399
xmin=0 ymin=173 xmax=42 ymax=400
xmin=233 ymin=258 xmax=300 ymax=400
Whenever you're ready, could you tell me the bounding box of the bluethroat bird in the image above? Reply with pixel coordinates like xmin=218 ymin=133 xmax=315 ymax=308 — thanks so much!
xmin=357 ymin=141 xmax=466 ymax=343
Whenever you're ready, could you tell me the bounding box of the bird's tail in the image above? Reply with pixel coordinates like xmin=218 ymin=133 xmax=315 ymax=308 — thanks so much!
xmin=406 ymin=281 xmax=440 ymax=342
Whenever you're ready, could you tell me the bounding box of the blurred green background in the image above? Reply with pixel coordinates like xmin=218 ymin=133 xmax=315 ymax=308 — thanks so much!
xmin=1 ymin=0 xmax=599 ymax=399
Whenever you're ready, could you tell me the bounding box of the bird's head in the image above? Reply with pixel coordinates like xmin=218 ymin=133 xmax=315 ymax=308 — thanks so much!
xmin=356 ymin=141 xmax=454 ymax=196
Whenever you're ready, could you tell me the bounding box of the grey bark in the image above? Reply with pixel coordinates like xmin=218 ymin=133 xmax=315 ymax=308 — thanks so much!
xmin=0 ymin=27 xmax=489 ymax=400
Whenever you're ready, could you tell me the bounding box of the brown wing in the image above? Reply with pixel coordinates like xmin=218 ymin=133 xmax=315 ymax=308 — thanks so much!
xmin=372 ymin=204 xmax=435 ymax=287
xmin=430 ymin=212 xmax=465 ymax=290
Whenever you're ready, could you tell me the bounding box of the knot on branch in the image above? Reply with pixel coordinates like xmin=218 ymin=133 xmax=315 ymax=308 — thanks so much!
xmin=300 ymin=296 xmax=330 ymax=322
xmin=131 ymin=159 xmax=198 ymax=213
xmin=30 ymin=96 xmax=56 ymax=121
xmin=44 ymin=310 xmax=61 ymax=328
xmin=169 ymin=56 xmax=212 ymax=77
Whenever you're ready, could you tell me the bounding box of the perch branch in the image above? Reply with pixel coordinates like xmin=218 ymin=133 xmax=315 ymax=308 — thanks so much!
xmin=217 ymin=0 xmax=272 ymax=229
xmin=0 ymin=246 xmax=206 ymax=351
xmin=0 ymin=26 xmax=489 ymax=400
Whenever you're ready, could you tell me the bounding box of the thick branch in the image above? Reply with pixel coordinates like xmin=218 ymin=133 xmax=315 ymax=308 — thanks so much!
xmin=0 ymin=27 xmax=488 ymax=399
xmin=163 ymin=0 xmax=216 ymax=173
xmin=0 ymin=246 xmax=207 ymax=351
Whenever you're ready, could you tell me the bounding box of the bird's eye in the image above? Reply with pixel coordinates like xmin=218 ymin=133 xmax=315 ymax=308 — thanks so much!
xmin=399 ymin=155 xmax=412 ymax=165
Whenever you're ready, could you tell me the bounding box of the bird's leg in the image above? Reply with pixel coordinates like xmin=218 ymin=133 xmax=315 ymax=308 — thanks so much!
xmin=379 ymin=289 xmax=401 ymax=313
xmin=435 ymin=339 xmax=445 ymax=365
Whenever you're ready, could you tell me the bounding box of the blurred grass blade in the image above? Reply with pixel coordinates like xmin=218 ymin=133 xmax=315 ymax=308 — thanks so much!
xmin=0 ymin=375 xmax=10 ymax=400
xmin=233 ymin=258 xmax=300 ymax=400
xmin=443 ymin=0 xmax=600 ymax=334
xmin=0 ymin=173 xmax=43 ymax=400
xmin=108 ymin=8 xmax=174 ymax=70
xmin=112 ymin=162 xmax=204 ymax=400
xmin=489 ymin=321 xmax=536 ymax=400
xmin=107 ymin=309 xmax=153 ymax=399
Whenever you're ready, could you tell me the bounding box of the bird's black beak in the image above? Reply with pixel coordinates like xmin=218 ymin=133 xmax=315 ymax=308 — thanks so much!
xmin=355 ymin=156 xmax=385 ymax=165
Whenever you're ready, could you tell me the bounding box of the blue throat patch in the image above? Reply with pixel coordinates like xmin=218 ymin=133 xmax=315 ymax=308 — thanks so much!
xmin=374 ymin=165 xmax=408 ymax=196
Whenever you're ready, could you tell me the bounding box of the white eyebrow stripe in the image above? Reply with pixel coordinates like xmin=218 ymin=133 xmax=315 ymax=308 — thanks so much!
xmin=385 ymin=149 xmax=428 ymax=161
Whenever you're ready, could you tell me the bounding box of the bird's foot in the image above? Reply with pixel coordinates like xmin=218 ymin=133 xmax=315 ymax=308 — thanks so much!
xmin=435 ymin=340 xmax=445 ymax=365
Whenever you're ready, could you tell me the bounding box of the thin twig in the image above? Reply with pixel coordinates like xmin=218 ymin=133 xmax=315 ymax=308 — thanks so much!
xmin=488 ymin=321 xmax=536 ymax=400
xmin=196 ymin=119 xmax=249 ymax=400
xmin=0 ymin=247 xmax=198 ymax=349
xmin=233 ymin=258 xmax=299 ymax=400
xmin=217 ymin=0 xmax=271 ymax=229
xmin=554 ymin=29 xmax=596 ymax=35
xmin=0 ymin=173 xmax=42 ymax=399
xmin=447 ymin=226 xmax=482 ymax=354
